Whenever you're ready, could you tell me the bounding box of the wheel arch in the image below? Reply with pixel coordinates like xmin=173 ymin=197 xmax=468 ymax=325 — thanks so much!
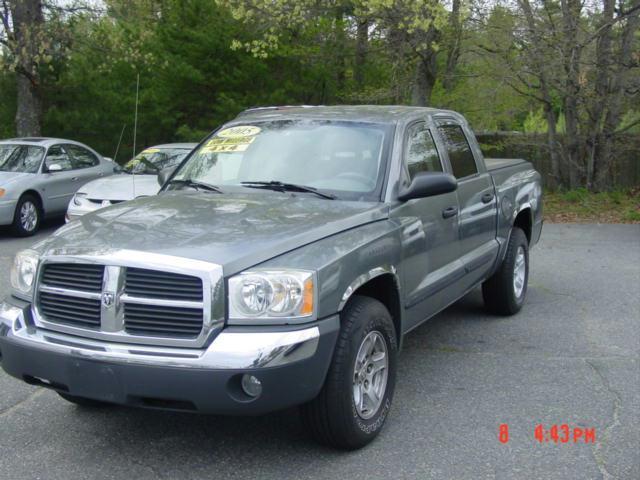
xmin=513 ymin=207 xmax=532 ymax=244
xmin=19 ymin=189 xmax=44 ymax=212
xmin=338 ymin=268 xmax=403 ymax=349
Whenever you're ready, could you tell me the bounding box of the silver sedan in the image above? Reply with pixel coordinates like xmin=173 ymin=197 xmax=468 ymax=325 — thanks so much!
xmin=0 ymin=137 xmax=116 ymax=236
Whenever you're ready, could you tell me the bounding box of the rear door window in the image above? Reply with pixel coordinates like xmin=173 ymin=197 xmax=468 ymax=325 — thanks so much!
xmin=65 ymin=144 xmax=100 ymax=169
xmin=437 ymin=124 xmax=478 ymax=179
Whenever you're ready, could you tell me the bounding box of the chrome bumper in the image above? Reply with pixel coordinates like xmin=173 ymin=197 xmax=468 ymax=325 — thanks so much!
xmin=0 ymin=301 xmax=321 ymax=370
xmin=65 ymin=201 xmax=100 ymax=222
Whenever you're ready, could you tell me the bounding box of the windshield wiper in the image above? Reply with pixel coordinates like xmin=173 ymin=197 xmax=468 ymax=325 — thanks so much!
xmin=166 ymin=179 xmax=223 ymax=193
xmin=241 ymin=181 xmax=336 ymax=200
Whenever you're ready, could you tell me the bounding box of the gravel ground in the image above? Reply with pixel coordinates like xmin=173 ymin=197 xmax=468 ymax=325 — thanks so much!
xmin=0 ymin=222 xmax=638 ymax=480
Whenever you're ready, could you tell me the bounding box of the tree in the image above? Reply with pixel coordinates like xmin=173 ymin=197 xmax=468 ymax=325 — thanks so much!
xmin=1 ymin=0 xmax=46 ymax=135
xmin=219 ymin=0 xmax=449 ymax=105
xmin=477 ymin=0 xmax=640 ymax=190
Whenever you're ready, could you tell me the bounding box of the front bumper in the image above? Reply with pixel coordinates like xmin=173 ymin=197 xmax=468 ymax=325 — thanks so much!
xmin=0 ymin=199 xmax=18 ymax=226
xmin=0 ymin=299 xmax=339 ymax=414
xmin=65 ymin=200 xmax=101 ymax=222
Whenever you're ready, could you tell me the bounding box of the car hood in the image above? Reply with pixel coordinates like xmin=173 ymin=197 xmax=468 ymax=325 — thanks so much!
xmin=37 ymin=191 xmax=389 ymax=275
xmin=0 ymin=171 xmax=32 ymax=186
xmin=78 ymin=174 xmax=159 ymax=201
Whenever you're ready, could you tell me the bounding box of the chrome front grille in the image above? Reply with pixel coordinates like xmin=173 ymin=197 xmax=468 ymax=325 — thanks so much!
xmin=124 ymin=304 xmax=203 ymax=337
xmin=38 ymin=291 xmax=101 ymax=329
xmin=33 ymin=254 xmax=223 ymax=348
xmin=41 ymin=263 xmax=104 ymax=292
xmin=125 ymin=268 xmax=203 ymax=301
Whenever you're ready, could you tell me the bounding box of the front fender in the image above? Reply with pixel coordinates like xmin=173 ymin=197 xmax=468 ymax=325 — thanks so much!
xmin=257 ymin=219 xmax=404 ymax=320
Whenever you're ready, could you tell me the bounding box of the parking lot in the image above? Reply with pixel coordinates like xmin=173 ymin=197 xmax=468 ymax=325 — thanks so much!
xmin=0 ymin=222 xmax=638 ymax=480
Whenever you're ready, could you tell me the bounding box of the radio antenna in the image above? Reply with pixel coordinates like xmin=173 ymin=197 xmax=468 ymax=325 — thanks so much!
xmin=113 ymin=124 xmax=126 ymax=163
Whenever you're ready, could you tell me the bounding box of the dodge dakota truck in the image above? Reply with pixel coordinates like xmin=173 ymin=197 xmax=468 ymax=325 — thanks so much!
xmin=0 ymin=106 xmax=542 ymax=449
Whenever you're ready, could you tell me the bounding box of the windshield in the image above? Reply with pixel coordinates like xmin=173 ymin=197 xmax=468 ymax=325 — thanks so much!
xmin=0 ymin=145 xmax=45 ymax=173
xmin=123 ymin=147 xmax=191 ymax=174
xmin=169 ymin=120 xmax=390 ymax=200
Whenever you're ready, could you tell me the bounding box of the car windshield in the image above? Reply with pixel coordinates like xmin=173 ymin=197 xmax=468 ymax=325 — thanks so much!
xmin=0 ymin=144 xmax=45 ymax=173
xmin=122 ymin=147 xmax=190 ymax=174
xmin=169 ymin=120 xmax=390 ymax=200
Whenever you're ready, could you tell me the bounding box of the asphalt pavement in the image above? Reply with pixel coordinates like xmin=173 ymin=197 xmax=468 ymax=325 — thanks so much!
xmin=0 ymin=221 xmax=638 ymax=480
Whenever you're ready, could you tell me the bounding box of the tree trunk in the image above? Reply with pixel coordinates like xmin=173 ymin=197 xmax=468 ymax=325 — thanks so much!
xmin=15 ymin=74 xmax=42 ymax=136
xmin=543 ymin=104 xmax=561 ymax=190
xmin=334 ymin=8 xmax=347 ymax=96
xmin=518 ymin=0 xmax=565 ymax=188
xmin=411 ymin=54 xmax=436 ymax=106
xmin=560 ymin=0 xmax=583 ymax=189
xmin=443 ymin=0 xmax=462 ymax=91
xmin=354 ymin=18 xmax=368 ymax=89
xmin=9 ymin=0 xmax=44 ymax=136
xmin=594 ymin=0 xmax=639 ymax=190
xmin=587 ymin=0 xmax=615 ymax=189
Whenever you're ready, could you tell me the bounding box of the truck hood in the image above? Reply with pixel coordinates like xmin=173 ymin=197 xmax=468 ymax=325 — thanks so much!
xmin=78 ymin=174 xmax=159 ymax=201
xmin=38 ymin=191 xmax=389 ymax=275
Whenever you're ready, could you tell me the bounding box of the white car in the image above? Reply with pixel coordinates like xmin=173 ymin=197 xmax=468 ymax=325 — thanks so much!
xmin=66 ymin=143 xmax=196 ymax=221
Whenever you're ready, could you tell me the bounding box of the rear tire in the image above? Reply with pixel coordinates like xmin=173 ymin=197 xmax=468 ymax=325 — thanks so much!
xmin=12 ymin=194 xmax=41 ymax=237
xmin=482 ymin=227 xmax=529 ymax=315
xmin=301 ymin=295 xmax=397 ymax=450
xmin=57 ymin=392 xmax=111 ymax=408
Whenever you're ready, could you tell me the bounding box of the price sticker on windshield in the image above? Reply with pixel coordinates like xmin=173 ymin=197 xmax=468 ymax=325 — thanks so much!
xmin=202 ymin=126 xmax=261 ymax=153
xmin=217 ymin=126 xmax=261 ymax=137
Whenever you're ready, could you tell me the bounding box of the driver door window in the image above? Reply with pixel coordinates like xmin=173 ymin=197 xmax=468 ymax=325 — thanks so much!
xmin=404 ymin=123 xmax=443 ymax=179
xmin=44 ymin=145 xmax=73 ymax=171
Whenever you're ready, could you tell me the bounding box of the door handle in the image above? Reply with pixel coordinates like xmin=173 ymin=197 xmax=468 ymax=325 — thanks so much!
xmin=481 ymin=193 xmax=494 ymax=204
xmin=442 ymin=206 xmax=459 ymax=219
xmin=71 ymin=177 xmax=79 ymax=181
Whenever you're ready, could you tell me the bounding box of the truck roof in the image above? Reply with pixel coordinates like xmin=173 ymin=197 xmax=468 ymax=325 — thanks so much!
xmin=236 ymin=105 xmax=465 ymax=124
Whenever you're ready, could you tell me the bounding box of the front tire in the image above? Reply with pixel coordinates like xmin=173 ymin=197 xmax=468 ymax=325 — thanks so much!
xmin=301 ymin=296 xmax=397 ymax=450
xmin=482 ymin=227 xmax=529 ymax=315
xmin=12 ymin=194 xmax=41 ymax=236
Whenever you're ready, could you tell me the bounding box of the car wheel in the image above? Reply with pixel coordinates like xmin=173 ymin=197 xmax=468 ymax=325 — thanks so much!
xmin=301 ymin=295 xmax=397 ymax=450
xmin=482 ymin=227 xmax=529 ymax=315
xmin=57 ymin=392 xmax=112 ymax=408
xmin=12 ymin=194 xmax=41 ymax=237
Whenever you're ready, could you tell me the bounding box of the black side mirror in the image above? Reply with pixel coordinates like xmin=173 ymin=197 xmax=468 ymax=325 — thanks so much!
xmin=157 ymin=166 xmax=177 ymax=186
xmin=398 ymin=172 xmax=457 ymax=201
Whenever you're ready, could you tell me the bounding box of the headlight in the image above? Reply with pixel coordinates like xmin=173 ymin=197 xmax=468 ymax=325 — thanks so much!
xmin=10 ymin=249 xmax=40 ymax=297
xmin=72 ymin=192 xmax=87 ymax=206
xmin=228 ymin=270 xmax=315 ymax=320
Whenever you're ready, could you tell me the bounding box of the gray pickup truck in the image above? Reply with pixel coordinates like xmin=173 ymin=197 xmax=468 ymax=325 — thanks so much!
xmin=0 ymin=106 xmax=542 ymax=449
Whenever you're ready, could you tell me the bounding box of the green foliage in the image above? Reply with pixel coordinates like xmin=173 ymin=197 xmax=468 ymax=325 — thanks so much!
xmin=561 ymin=188 xmax=589 ymax=204
xmin=523 ymin=109 xmax=547 ymax=134
xmin=545 ymin=189 xmax=640 ymax=223
xmin=0 ymin=0 xmax=637 ymax=174
xmin=0 ymin=71 xmax=16 ymax=138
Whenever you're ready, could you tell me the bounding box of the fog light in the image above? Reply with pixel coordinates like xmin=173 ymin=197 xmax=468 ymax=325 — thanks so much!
xmin=241 ymin=374 xmax=262 ymax=398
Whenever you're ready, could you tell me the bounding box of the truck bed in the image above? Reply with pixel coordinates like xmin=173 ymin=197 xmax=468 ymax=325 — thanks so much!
xmin=485 ymin=157 xmax=528 ymax=171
